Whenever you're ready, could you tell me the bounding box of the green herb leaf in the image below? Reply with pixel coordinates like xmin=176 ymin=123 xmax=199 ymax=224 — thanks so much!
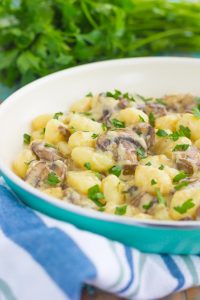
xmin=156 ymin=189 xmax=166 ymax=205
xmin=86 ymin=92 xmax=93 ymax=97
xmin=88 ymin=185 xmax=105 ymax=207
xmin=159 ymin=164 xmax=164 ymax=170
xmin=111 ymin=118 xmax=125 ymax=128
xmin=156 ymin=98 xmax=166 ymax=105
xmin=23 ymin=133 xmax=31 ymax=145
xmin=109 ymin=165 xmax=122 ymax=177
xmin=149 ymin=112 xmax=155 ymax=127
xmin=123 ymin=92 xmax=135 ymax=102
xmin=172 ymin=144 xmax=190 ymax=152
xmin=81 ymin=112 xmax=92 ymax=116
xmin=136 ymin=147 xmax=146 ymax=159
xmin=156 ymin=129 xmax=168 ymax=137
xmin=46 ymin=172 xmax=60 ymax=186
xmin=151 ymin=179 xmax=157 ymax=185
xmin=139 ymin=115 xmax=145 ymax=122
xmin=106 ymin=90 xmax=122 ymax=100
xmin=91 ymin=133 xmax=99 ymax=139
xmin=84 ymin=162 xmax=91 ymax=170
xmin=192 ymin=106 xmax=200 ymax=119
xmin=169 ymin=125 xmax=191 ymax=141
xmin=174 ymin=198 xmax=195 ymax=214
xmin=45 ymin=143 xmax=56 ymax=148
xmin=102 ymin=123 xmax=107 ymax=132
xmin=143 ymin=201 xmax=153 ymax=211
xmin=115 ymin=205 xmax=127 ymax=215
xmin=145 ymin=162 xmax=152 ymax=166
xmin=173 ymin=171 xmax=187 ymax=183
xmin=174 ymin=181 xmax=189 ymax=190
xmin=53 ymin=112 xmax=63 ymax=120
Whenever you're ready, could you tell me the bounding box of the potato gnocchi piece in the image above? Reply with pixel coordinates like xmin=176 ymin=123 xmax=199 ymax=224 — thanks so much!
xmin=141 ymin=155 xmax=173 ymax=168
xmin=135 ymin=165 xmax=173 ymax=195
xmin=70 ymin=97 xmax=92 ymax=113
xmin=67 ymin=171 xmax=101 ymax=195
xmin=32 ymin=114 xmax=53 ymax=131
xmin=117 ymin=107 xmax=148 ymax=125
xmin=102 ymin=175 xmax=125 ymax=206
xmin=69 ymin=114 xmax=103 ymax=134
xmin=57 ymin=141 xmax=71 ymax=157
xmin=31 ymin=130 xmax=44 ymax=141
xmin=170 ymin=187 xmax=200 ymax=220
xmin=43 ymin=187 xmax=64 ymax=199
xmin=176 ymin=113 xmax=200 ymax=141
xmin=68 ymin=131 xmax=96 ymax=149
xmin=13 ymin=149 xmax=36 ymax=178
xmin=45 ymin=119 xmax=68 ymax=144
xmin=155 ymin=114 xmax=181 ymax=131
xmin=71 ymin=146 xmax=114 ymax=172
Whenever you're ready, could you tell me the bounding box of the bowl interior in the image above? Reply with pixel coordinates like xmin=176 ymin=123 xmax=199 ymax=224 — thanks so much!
xmin=1 ymin=57 xmax=200 ymax=227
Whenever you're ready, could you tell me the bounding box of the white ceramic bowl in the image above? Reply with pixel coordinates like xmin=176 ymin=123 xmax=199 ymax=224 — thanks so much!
xmin=1 ymin=57 xmax=200 ymax=254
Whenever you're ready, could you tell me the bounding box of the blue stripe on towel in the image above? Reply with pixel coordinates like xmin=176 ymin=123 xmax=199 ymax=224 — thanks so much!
xmin=117 ymin=246 xmax=134 ymax=294
xmin=161 ymin=255 xmax=185 ymax=291
xmin=0 ymin=185 xmax=96 ymax=300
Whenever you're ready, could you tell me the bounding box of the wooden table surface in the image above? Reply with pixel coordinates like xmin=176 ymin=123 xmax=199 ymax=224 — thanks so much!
xmin=82 ymin=286 xmax=200 ymax=300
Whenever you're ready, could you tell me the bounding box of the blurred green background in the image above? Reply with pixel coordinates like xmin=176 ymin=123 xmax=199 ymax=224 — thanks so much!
xmin=1 ymin=0 xmax=200 ymax=99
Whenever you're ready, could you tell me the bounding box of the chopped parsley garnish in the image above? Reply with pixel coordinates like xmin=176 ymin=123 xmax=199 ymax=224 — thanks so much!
xmin=123 ymin=92 xmax=135 ymax=102
xmin=172 ymin=144 xmax=190 ymax=152
xmin=173 ymin=171 xmax=187 ymax=183
xmin=94 ymin=172 xmax=103 ymax=180
xmin=81 ymin=112 xmax=92 ymax=116
xmin=86 ymin=92 xmax=93 ymax=97
xmin=156 ymin=98 xmax=166 ymax=105
xmin=41 ymin=128 xmax=46 ymax=135
xmin=99 ymin=207 xmax=105 ymax=212
xmin=88 ymin=185 xmax=105 ymax=207
xmin=46 ymin=172 xmax=60 ymax=186
xmin=156 ymin=189 xmax=166 ymax=205
xmin=192 ymin=105 xmax=200 ymax=119
xmin=143 ymin=201 xmax=153 ymax=211
xmin=145 ymin=162 xmax=152 ymax=166
xmin=53 ymin=112 xmax=63 ymax=120
xmin=91 ymin=133 xmax=99 ymax=139
xmin=102 ymin=123 xmax=107 ymax=132
xmin=151 ymin=179 xmax=157 ymax=185
xmin=170 ymin=125 xmax=191 ymax=141
xmin=139 ymin=115 xmax=145 ymax=122
xmin=109 ymin=165 xmax=122 ymax=177
xmin=136 ymin=147 xmax=146 ymax=159
xmin=115 ymin=205 xmax=127 ymax=215
xmin=23 ymin=133 xmax=31 ymax=145
xmin=111 ymin=118 xmax=125 ymax=128
xmin=106 ymin=89 xmax=122 ymax=99
xmin=174 ymin=198 xmax=195 ymax=214
xmin=174 ymin=181 xmax=189 ymax=191
xmin=149 ymin=112 xmax=155 ymax=127
xmin=159 ymin=164 xmax=164 ymax=170
xmin=45 ymin=143 xmax=56 ymax=148
xmin=84 ymin=162 xmax=91 ymax=170
xmin=24 ymin=159 xmax=35 ymax=166
xmin=156 ymin=129 xmax=168 ymax=137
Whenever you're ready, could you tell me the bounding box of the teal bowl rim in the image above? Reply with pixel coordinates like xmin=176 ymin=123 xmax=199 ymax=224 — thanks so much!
xmin=1 ymin=56 xmax=200 ymax=230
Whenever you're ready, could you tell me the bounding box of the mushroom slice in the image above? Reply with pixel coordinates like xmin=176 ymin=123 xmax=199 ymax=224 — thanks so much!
xmin=48 ymin=160 xmax=67 ymax=182
xmin=31 ymin=141 xmax=63 ymax=161
xmin=63 ymin=187 xmax=97 ymax=209
xmin=58 ymin=125 xmax=71 ymax=142
xmin=25 ymin=161 xmax=49 ymax=187
xmin=124 ymin=185 xmax=157 ymax=209
xmin=96 ymin=129 xmax=147 ymax=171
xmin=144 ymin=102 xmax=167 ymax=118
xmin=164 ymin=94 xmax=195 ymax=113
xmin=132 ymin=123 xmax=155 ymax=149
xmin=174 ymin=146 xmax=200 ymax=174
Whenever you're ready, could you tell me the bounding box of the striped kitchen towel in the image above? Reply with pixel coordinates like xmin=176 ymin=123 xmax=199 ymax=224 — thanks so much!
xmin=0 ymin=179 xmax=200 ymax=300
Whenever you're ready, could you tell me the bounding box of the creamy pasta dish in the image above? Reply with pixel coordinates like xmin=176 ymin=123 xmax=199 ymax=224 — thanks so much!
xmin=13 ymin=91 xmax=200 ymax=221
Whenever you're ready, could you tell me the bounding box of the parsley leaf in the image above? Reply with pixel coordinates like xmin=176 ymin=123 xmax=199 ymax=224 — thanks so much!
xmin=86 ymin=92 xmax=93 ymax=97
xmin=151 ymin=179 xmax=157 ymax=185
xmin=46 ymin=172 xmax=60 ymax=186
xmin=115 ymin=205 xmax=127 ymax=215
xmin=156 ymin=189 xmax=166 ymax=205
xmin=53 ymin=112 xmax=63 ymax=120
xmin=156 ymin=129 xmax=168 ymax=137
xmin=123 ymin=92 xmax=135 ymax=102
xmin=159 ymin=164 xmax=164 ymax=170
xmin=84 ymin=162 xmax=91 ymax=170
xmin=109 ymin=165 xmax=122 ymax=177
xmin=106 ymin=90 xmax=122 ymax=99
xmin=139 ymin=115 xmax=145 ymax=122
xmin=23 ymin=133 xmax=31 ymax=145
xmin=145 ymin=162 xmax=152 ymax=166
xmin=173 ymin=171 xmax=187 ymax=183
xmin=136 ymin=147 xmax=146 ymax=159
xmin=174 ymin=198 xmax=195 ymax=214
xmin=91 ymin=133 xmax=99 ymax=139
xmin=143 ymin=201 xmax=153 ymax=211
xmin=172 ymin=144 xmax=190 ymax=152
xmin=192 ymin=105 xmax=200 ymax=119
xmin=174 ymin=181 xmax=189 ymax=190
xmin=149 ymin=112 xmax=155 ymax=127
xmin=88 ymin=185 xmax=105 ymax=207
xmin=170 ymin=125 xmax=191 ymax=141
xmin=102 ymin=123 xmax=107 ymax=132
xmin=111 ymin=118 xmax=125 ymax=128
xmin=156 ymin=98 xmax=166 ymax=105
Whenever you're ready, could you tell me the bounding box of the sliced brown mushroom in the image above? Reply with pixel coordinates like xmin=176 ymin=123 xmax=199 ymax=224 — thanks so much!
xmin=96 ymin=129 xmax=147 ymax=173
xmin=144 ymin=102 xmax=167 ymax=118
xmin=118 ymin=98 xmax=130 ymax=109
xmin=174 ymin=146 xmax=200 ymax=174
xmin=48 ymin=160 xmax=67 ymax=182
xmin=25 ymin=161 xmax=49 ymax=187
xmin=164 ymin=94 xmax=196 ymax=113
xmin=58 ymin=125 xmax=71 ymax=142
xmin=123 ymin=185 xmax=157 ymax=209
xmin=63 ymin=187 xmax=97 ymax=209
xmin=31 ymin=141 xmax=64 ymax=161
xmin=132 ymin=123 xmax=155 ymax=149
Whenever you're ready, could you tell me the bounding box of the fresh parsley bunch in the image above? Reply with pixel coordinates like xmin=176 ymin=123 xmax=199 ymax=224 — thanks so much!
xmin=1 ymin=0 xmax=200 ymax=87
